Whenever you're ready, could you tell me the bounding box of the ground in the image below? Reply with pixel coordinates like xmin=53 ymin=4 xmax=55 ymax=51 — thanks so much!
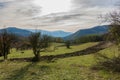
xmin=0 ymin=42 xmax=120 ymax=80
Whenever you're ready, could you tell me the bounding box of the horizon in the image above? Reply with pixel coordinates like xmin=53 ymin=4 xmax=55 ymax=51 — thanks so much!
xmin=0 ymin=25 xmax=108 ymax=33
xmin=0 ymin=0 xmax=119 ymax=32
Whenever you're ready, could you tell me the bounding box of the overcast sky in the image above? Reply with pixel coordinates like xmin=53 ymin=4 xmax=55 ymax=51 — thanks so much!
xmin=0 ymin=0 xmax=119 ymax=32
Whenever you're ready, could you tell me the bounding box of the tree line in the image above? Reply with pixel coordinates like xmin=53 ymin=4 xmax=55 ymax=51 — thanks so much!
xmin=0 ymin=30 xmax=52 ymax=61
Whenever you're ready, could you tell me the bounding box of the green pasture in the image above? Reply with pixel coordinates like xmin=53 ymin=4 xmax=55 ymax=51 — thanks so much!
xmin=0 ymin=42 xmax=120 ymax=80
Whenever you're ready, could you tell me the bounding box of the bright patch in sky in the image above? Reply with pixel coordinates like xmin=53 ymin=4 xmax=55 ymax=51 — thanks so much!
xmin=33 ymin=0 xmax=71 ymax=15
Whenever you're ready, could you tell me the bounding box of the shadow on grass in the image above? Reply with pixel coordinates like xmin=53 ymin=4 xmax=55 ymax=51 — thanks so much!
xmin=0 ymin=42 xmax=112 ymax=63
xmin=4 ymin=63 xmax=35 ymax=80
xmin=41 ymin=42 xmax=111 ymax=62
xmin=0 ymin=57 xmax=32 ymax=62
xmin=3 ymin=62 xmax=50 ymax=80
xmin=91 ymin=57 xmax=120 ymax=73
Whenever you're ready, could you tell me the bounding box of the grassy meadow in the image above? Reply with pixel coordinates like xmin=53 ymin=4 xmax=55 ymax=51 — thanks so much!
xmin=0 ymin=42 xmax=120 ymax=80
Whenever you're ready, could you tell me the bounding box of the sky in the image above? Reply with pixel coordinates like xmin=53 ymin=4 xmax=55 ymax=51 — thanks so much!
xmin=0 ymin=0 xmax=119 ymax=32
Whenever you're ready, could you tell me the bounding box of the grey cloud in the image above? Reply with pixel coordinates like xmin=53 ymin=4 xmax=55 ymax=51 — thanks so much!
xmin=0 ymin=3 xmax=5 ymax=8
xmin=0 ymin=0 xmax=15 ymax=3
xmin=0 ymin=0 xmax=41 ymax=26
xmin=0 ymin=0 xmax=119 ymax=32
xmin=20 ymin=0 xmax=120 ymax=32
xmin=0 ymin=1 xmax=10 ymax=8
xmin=29 ymin=7 xmax=100 ymax=28
xmin=15 ymin=4 xmax=40 ymax=17
xmin=72 ymin=0 xmax=119 ymax=8
xmin=41 ymin=12 xmax=83 ymax=23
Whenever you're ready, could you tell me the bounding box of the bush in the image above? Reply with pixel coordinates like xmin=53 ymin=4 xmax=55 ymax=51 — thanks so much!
xmin=93 ymin=53 xmax=120 ymax=72
xmin=73 ymin=34 xmax=104 ymax=44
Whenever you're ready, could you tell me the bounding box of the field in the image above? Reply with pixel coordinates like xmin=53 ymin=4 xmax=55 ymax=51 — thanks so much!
xmin=0 ymin=42 xmax=120 ymax=80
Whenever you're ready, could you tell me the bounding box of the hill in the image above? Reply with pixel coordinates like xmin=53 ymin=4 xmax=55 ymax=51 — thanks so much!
xmin=64 ymin=25 xmax=109 ymax=40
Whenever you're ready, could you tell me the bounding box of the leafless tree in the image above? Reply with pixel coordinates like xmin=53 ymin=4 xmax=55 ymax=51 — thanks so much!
xmin=0 ymin=29 xmax=16 ymax=60
xmin=28 ymin=33 xmax=51 ymax=61
xmin=104 ymin=10 xmax=120 ymax=47
xmin=93 ymin=10 xmax=120 ymax=72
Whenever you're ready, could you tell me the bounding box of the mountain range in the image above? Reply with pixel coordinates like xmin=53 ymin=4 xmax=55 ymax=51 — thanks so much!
xmin=64 ymin=25 xmax=109 ymax=40
xmin=0 ymin=27 xmax=72 ymax=37
xmin=0 ymin=25 xmax=109 ymax=39
xmin=0 ymin=27 xmax=32 ymax=37
xmin=27 ymin=29 xmax=72 ymax=37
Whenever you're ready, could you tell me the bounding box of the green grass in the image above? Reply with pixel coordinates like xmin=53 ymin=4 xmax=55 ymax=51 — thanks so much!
xmin=99 ymin=45 xmax=119 ymax=58
xmin=3 ymin=42 xmax=98 ymax=59
xmin=0 ymin=42 xmax=120 ymax=80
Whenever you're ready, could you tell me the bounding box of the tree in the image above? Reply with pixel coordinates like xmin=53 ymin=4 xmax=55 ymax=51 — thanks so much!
xmin=28 ymin=33 xmax=51 ymax=61
xmin=0 ymin=30 xmax=16 ymax=60
xmin=65 ymin=40 xmax=71 ymax=49
xmin=41 ymin=35 xmax=51 ymax=49
xmin=73 ymin=34 xmax=104 ymax=44
xmin=93 ymin=10 xmax=120 ymax=72
xmin=105 ymin=11 xmax=120 ymax=51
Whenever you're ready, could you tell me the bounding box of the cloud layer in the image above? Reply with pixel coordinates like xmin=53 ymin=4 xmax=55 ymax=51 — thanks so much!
xmin=0 ymin=0 xmax=119 ymax=32
xmin=0 ymin=0 xmax=40 ymax=27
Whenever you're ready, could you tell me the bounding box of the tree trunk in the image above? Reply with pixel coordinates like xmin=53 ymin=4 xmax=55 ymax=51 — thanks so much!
xmin=3 ymin=52 xmax=7 ymax=61
xmin=34 ymin=52 xmax=40 ymax=62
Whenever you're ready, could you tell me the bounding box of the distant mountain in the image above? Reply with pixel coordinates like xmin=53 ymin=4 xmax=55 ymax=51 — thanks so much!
xmin=28 ymin=29 xmax=72 ymax=37
xmin=0 ymin=27 xmax=72 ymax=37
xmin=0 ymin=26 xmax=108 ymax=39
xmin=0 ymin=27 xmax=32 ymax=37
xmin=64 ymin=25 xmax=109 ymax=40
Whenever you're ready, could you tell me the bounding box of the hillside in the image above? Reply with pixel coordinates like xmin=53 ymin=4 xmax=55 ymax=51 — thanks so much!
xmin=64 ymin=25 xmax=109 ymax=40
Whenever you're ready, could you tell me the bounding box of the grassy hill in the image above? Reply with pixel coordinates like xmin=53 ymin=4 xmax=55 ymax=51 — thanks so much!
xmin=0 ymin=42 xmax=120 ymax=80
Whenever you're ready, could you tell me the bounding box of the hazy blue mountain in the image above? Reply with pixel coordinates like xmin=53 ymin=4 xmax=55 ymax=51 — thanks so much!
xmin=64 ymin=25 xmax=109 ymax=40
xmin=0 ymin=27 xmax=72 ymax=37
xmin=0 ymin=27 xmax=32 ymax=37
xmin=0 ymin=26 xmax=108 ymax=38
xmin=28 ymin=29 xmax=72 ymax=37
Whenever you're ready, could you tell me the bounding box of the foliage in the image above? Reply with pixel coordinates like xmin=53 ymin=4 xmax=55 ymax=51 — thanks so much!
xmin=52 ymin=37 xmax=64 ymax=43
xmin=73 ymin=34 xmax=104 ymax=44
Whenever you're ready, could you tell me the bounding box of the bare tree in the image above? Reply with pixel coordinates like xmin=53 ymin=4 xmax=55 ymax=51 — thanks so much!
xmin=105 ymin=10 xmax=120 ymax=49
xmin=41 ymin=35 xmax=51 ymax=50
xmin=28 ymin=33 xmax=51 ymax=61
xmin=93 ymin=10 xmax=120 ymax=72
xmin=0 ymin=29 xmax=16 ymax=60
